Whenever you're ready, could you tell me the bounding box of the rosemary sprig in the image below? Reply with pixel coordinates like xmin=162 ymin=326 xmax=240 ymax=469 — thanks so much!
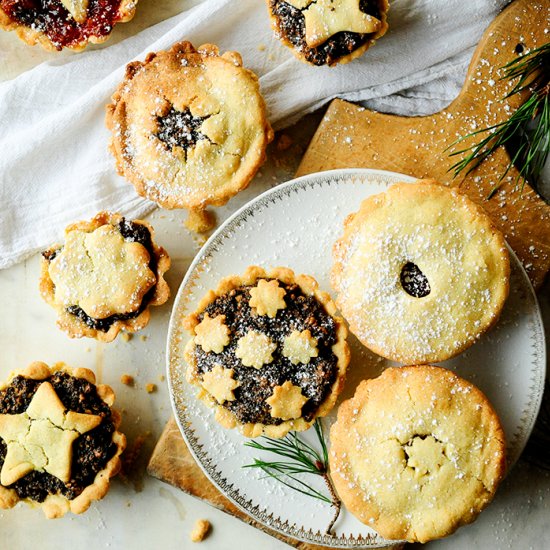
xmin=243 ymin=419 xmax=341 ymax=534
xmin=448 ymin=42 xmax=550 ymax=199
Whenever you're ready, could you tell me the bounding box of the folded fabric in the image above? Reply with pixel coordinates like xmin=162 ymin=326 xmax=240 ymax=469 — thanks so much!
xmin=0 ymin=0 xmax=507 ymax=269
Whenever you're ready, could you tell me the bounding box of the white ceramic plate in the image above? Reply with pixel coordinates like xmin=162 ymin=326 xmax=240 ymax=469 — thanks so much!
xmin=167 ymin=169 xmax=546 ymax=548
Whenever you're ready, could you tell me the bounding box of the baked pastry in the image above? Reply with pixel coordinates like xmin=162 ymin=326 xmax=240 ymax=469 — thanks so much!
xmin=267 ymin=0 xmax=389 ymax=66
xmin=0 ymin=361 xmax=126 ymax=518
xmin=329 ymin=365 xmax=506 ymax=542
xmin=39 ymin=211 xmax=170 ymax=342
xmin=332 ymin=181 xmax=510 ymax=364
xmin=106 ymin=41 xmax=274 ymax=230
xmin=184 ymin=266 xmax=349 ymax=438
xmin=0 ymin=0 xmax=137 ymax=51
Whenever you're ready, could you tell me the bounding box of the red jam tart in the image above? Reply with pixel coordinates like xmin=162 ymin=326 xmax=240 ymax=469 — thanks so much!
xmin=0 ymin=0 xmax=138 ymax=51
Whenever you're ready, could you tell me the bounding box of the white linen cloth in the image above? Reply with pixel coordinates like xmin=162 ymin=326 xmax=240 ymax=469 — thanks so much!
xmin=0 ymin=0 xmax=508 ymax=269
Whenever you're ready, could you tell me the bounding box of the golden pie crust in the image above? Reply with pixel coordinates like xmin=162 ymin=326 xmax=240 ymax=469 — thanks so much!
xmin=184 ymin=266 xmax=350 ymax=438
xmin=0 ymin=0 xmax=137 ymax=51
xmin=39 ymin=211 xmax=170 ymax=342
xmin=329 ymin=365 xmax=506 ymax=542
xmin=267 ymin=0 xmax=389 ymax=66
xmin=106 ymin=41 xmax=274 ymax=224
xmin=331 ymin=180 xmax=510 ymax=364
xmin=0 ymin=361 xmax=126 ymax=518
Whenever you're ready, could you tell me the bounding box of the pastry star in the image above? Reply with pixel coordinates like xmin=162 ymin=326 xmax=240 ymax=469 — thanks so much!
xmin=286 ymin=0 xmax=382 ymax=48
xmin=235 ymin=330 xmax=277 ymax=369
xmin=201 ymin=364 xmax=241 ymax=404
xmin=249 ymin=279 xmax=287 ymax=318
xmin=194 ymin=314 xmax=231 ymax=353
xmin=266 ymin=381 xmax=308 ymax=420
xmin=282 ymin=329 xmax=319 ymax=365
xmin=60 ymin=0 xmax=90 ymax=24
xmin=0 ymin=382 xmax=102 ymax=486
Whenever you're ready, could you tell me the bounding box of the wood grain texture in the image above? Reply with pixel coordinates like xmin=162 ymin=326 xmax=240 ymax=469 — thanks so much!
xmin=296 ymin=0 xmax=550 ymax=289
xmin=147 ymin=417 xmax=403 ymax=550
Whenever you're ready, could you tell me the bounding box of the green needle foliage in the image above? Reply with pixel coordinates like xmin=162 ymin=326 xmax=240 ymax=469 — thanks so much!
xmin=448 ymin=41 xmax=550 ymax=199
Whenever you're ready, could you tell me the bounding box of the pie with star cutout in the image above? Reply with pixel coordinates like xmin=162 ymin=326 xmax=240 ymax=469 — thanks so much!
xmin=267 ymin=0 xmax=389 ymax=66
xmin=39 ymin=211 xmax=171 ymax=342
xmin=106 ymin=41 xmax=274 ymax=232
xmin=0 ymin=361 xmax=125 ymax=518
xmin=0 ymin=0 xmax=138 ymax=51
xmin=184 ymin=266 xmax=349 ymax=438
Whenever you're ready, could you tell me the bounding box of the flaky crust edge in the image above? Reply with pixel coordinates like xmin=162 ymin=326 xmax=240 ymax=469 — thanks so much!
xmin=266 ymin=0 xmax=390 ymax=67
xmin=328 ymin=365 xmax=507 ymax=543
xmin=105 ymin=41 xmax=274 ymax=212
xmin=183 ymin=266 xmax=350 ymax=438
xmin=0 ymin=361 xmax=126 ymax=518
xmin=0 ymin=0 xmax=138 ymax=51
xmin=330 ymin=179 xmax=511 ymax=364
xmin=39 ymin=211 xmax=171 ymax=343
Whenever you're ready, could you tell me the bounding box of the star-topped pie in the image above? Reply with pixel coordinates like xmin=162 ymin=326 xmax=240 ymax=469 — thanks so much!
xmin=183 ymin=266 xmax=350 ymax=438
xmin=39 ymin=211 xmax=171 ymax=342
xmin=0 ymin=361 xmax=125 ymax=518
xmin=0 ymin=0 xmax=138 ymax=51
xmin=267 ymin=0 xmax=389 ymax=66
xmin=106 ymin=41 xmax=274 ymax=232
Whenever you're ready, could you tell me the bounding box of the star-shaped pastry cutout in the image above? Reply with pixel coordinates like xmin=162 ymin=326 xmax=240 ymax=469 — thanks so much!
xmin=266 ymin=381 xmax=309 ymax=420
xmin=201 ymin=365 xmax=241 ymax=404
xmin=0 ymin=382 xmax=102 ymax=486
xmin=286 ymin=0 xmax=382 ymax=48
xmin=249 ymin=279 xmax=287 ymax=318
xmin=60 ymin=0 xmax=89 ymax=24
xmin=194 ymin=314 xmax=231 ymax=353
xmin=282 ymin=329 xmax=319 ymax=365
xmin=235 ymin=330 xmax=277 ymax=369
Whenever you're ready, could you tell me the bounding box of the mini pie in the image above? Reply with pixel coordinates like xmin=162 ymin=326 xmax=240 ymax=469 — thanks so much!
xmin=267 ymin=0 xmax=389 ymax=66
xmin=0 ymin=0 xmax=137 ymax=51
xmin=331 ymin=181 xmax=510 ymax=364
xmin=184 ymin=266 xmax=349 ymax=438
xmin=0 ymin=361 xmax=126 ymax=518
xmin=329 ymin=365 xmax=506 ymax=543
xmin=106 ymin=41 xmax=274 ymax=229
xmin=39 ymin=211 xmax=170 ymax=342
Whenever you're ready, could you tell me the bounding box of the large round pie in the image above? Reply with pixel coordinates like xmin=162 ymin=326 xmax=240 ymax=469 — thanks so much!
xmin=184 ymin=266 xmax=349 ymax=438
xmin=329 ymin=365 xmax=507 ymax=542
xmin=106 ymin=41 xmax=274 ymax=228
xmin=331 ymin=180 xmax=510 ymax=364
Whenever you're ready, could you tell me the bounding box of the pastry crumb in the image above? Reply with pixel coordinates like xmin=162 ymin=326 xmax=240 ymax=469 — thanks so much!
xmin=185 ymin=209 xmax=217 ymax=233
xmin=276 ymin=133 xmax=293 ymax=151
xmin=121 ymin=332 xmax=133 ymax=342
xmin=159 ymin=374 xmax=165 ymax=382
xmin=257 ymin=43 xmax=266 ymax=51
xmin=145 ymin=383 xmax=157 ymax=393
xmin=140 ymin=335 xmax=148 ymax=342
xmin=120 ymin=374 xmax=134 ymax=386
xmin=190 ymin=519 xmax=211 ymax=542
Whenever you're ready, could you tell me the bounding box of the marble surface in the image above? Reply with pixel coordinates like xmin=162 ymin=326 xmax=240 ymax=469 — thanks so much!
xmin=1 ymin=2 xmax=549 ymax=548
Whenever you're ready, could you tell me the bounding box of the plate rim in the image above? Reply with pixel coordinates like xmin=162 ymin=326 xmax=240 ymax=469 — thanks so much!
xmin=166 ymin=168 xmax=546 ymax=548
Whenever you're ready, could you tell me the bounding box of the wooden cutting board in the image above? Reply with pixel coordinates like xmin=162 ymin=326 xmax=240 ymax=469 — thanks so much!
xmin=147 ymin=1 xmax=549 ymax=548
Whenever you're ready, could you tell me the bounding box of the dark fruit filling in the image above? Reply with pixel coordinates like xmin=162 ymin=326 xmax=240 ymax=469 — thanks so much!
xmin=194 ymin=281 xmax=339 ymax=426
xmin=43 ymin=218 xmax=157 ymax=332
xmin=155 ymin=107 xmax=212 ymax=152
xmin=0 ymin=372 xmax=116 ymax=502
xmin=400 ymin=262 xmax=431 ymax=298
xmin=271 ymin=0 xmax=383 ymax=66
xmin=0 ymin=0 xmax=123 ymax=50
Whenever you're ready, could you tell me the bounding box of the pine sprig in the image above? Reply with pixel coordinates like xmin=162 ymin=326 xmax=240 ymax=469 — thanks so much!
xmin=243 ymin=419 xmax=341 ymax=534
xmin=448 ymin=42 xmax=550 ymax=199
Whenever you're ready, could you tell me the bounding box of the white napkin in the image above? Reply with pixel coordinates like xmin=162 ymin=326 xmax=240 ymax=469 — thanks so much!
xmin=0 ymin=0 xmax=507 ymax=269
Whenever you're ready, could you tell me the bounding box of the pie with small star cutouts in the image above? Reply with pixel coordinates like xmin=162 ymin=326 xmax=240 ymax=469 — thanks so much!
xmin=267 ymin=0 xmax=389 ymax=66
xmin=106 ymin=41 xmax=274 ymax=233
xmin=183 ymin=266 xmax=350 ymax=438
xmin=0 ymin=361 xmax=125 ymax=518
xmin=0 ymin=0 xmax=138 ymax=51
